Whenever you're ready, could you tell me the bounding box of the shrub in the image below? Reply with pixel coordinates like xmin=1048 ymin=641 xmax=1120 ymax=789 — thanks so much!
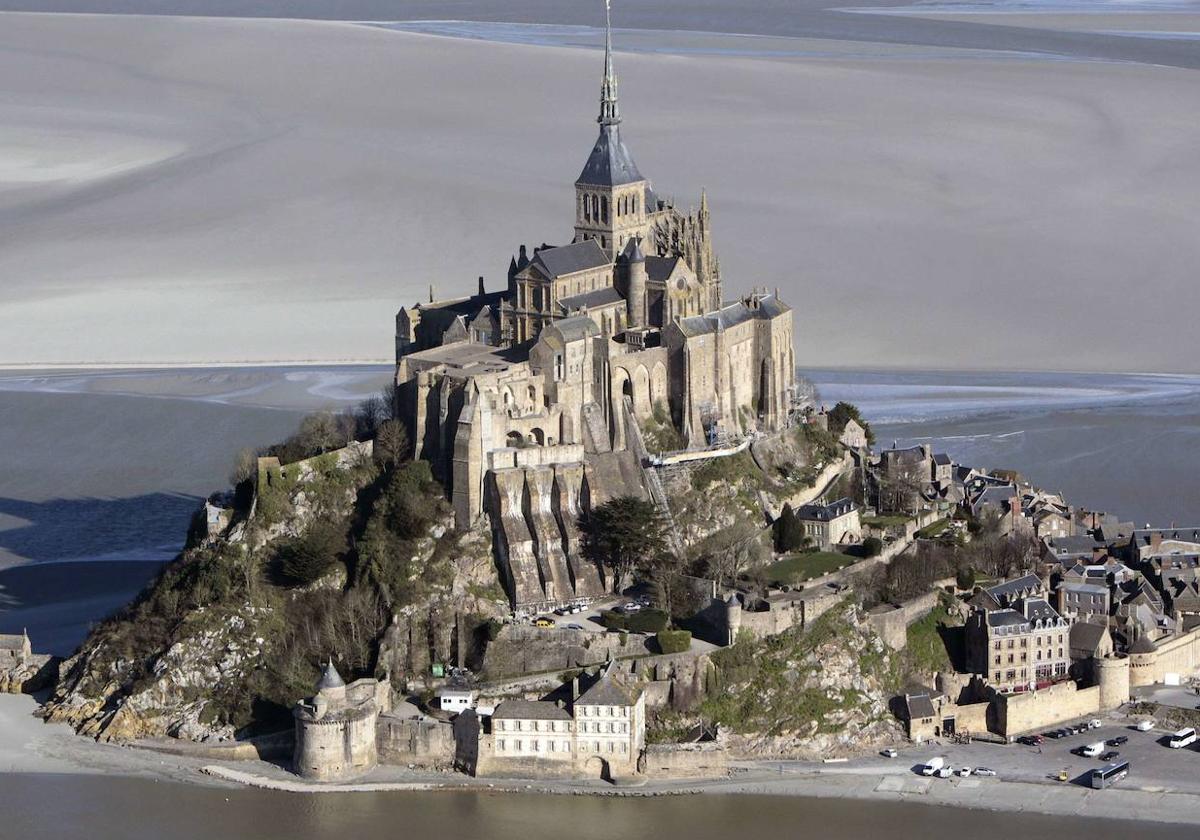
xmin=862 ymin=537 xmax=883 ymax=558
xmin=956 ymin=566 xmax=976 ymax=591
xmin=273 ymin=517 xmax=347 ymax=586
xmin=774 ymin=504 xmax=807 ymax=552
xmin=598 ymin=608 xmax=669 ymax=634
xmin=656 ymin=630 xmax=692 ymax=654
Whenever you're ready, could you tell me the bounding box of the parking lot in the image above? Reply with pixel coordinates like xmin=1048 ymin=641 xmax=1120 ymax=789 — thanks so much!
xmin=805 ymin=714 xmax=1200 ymax=793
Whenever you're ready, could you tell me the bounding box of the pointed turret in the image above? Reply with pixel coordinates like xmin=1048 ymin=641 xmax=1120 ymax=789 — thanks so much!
xmin=316 ymin=658 xmax=345 ymax=691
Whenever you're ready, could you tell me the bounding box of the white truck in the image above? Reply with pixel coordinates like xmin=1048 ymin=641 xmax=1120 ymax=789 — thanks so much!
xmin=1082 ymin=741 xmax=1106 ymax=758
xmin=921 ymin=757 xmax=945 ymax=776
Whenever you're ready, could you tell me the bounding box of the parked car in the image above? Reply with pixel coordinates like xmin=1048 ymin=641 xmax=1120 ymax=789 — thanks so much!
xmin=566 ymin=623 xmax=584 ymax=630
xmin=1089 ymin=719 xmax=1103 ymax=729
xmin=1100 ymin=751 xmax=1120 ymax=762
xmin=956 ymin=767 xmax=972 ymax=777
xmin=881 ymin=748 xmax=898 ymax=758
xmin=974 ymin=768 xmax=997 ymax=777
xmin=1136 ymin=720 xmax=1155 ymax=732
xmin=1108 ymin=736 xmax=1129 ymax=747
xmin=554 ymin=608 xmax=569 ymax=616
xmin=534 ymin=617 xmax=555 ymax=628
xmin=935 ymin=766 xmax=954 ymax=779
xmin=1047 ymin=729 xmax=1066 ymax=739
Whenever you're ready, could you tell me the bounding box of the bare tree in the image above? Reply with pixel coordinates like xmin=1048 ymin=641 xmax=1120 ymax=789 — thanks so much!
xmin=703 ymin=521 xmax=769 ymax=588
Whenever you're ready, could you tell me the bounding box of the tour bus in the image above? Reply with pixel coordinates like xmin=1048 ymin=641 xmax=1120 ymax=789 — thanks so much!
xmin=1168 ymin=728 xmax=1197 ymax=749
xmin=1090 ymin=761 xmax=1130 ymax=790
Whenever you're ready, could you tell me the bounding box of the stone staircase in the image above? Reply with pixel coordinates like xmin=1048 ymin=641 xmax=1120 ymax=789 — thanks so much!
xmin=622 ymin=397 xmax=684 ymax=557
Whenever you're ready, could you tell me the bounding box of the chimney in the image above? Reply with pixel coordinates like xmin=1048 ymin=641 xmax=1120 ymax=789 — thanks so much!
xmin=571 ymin=676 xmax=580 ymax=701
xmin=478 ymin=276 xmax=485 ymax=296
xmin=1151 ymin=532 xmax=1163 ymax=551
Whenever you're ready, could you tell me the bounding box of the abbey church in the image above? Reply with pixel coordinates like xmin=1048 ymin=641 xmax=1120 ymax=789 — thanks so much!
xmin=394 ymin=7 xmax=796 ymax=614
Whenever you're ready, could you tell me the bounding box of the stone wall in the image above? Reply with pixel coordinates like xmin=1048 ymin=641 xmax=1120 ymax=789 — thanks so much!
xmin=866 ymin=590 xmax=941 ymax=652
xmin=641 ymin=743 xmax=729 ymax=778
xmin=376 ymin=715 xmax=455 ymax=767
xmin=995 ymin=682 xmax=1101 ymax=737
xmin=1132 ymin=628 xmax=1200 ymax=687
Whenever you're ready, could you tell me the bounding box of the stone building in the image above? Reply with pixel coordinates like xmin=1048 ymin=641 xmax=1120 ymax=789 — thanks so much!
xmin=794 ymin=497 xmax=861 ymax=551
xmin=966 ymin=579 xmax=1072 ymax=693
xmin=391 ymin=7 xmax=796 ymax=614
xmin=479 ymin=662 xmax=645 ymax=780
xmin=292 ymin=661 xmax=391 ymax=781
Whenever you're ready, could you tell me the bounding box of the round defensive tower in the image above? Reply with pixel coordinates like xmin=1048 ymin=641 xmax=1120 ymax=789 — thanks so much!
xmin=1096 ymin=655 xmax=1130 ymax=711
xmin=1127 ymin=634 xmax=1159 ymax=689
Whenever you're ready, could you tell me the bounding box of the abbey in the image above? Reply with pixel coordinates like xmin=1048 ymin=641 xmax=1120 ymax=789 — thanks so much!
xmin=393 ymin=8 xmax=796 ymax=613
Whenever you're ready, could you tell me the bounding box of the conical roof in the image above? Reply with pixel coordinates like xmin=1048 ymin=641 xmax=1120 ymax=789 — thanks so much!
xmin=1129 ymin=633 xmax=1158 ymax=654
xmin=316 ymin=659 xmax=345 ymax=690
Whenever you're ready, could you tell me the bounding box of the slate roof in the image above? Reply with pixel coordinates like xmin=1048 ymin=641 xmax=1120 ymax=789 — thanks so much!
xmin=1020 ymin=597 xmax=1062 ymax=623
xmin=986 ymin=609 xmax=1028 ymax=628
xmin=645 ymin=256 xmax=680 ymax=283
xmin=797 ymin=497 xmax=858 ymax=522
xmin=316 ymin=661 xmax=345 ymax=690
xmin=1045 ymin=535 xmax=1104 ymax=557
xmin=675 ymin=295 xmax=790 ymax=337
xmin=1069 ymin=621 xmax=1109 ymax=653
xmin=933 ymin=453 xmax=952 ymax=466
xmin=0 ymin=634 xmax=26 ymax=650
xmin=906 ymin=693 xmax=936 ymax=720
xmin=1129 ymin=634 xmax=1159 ymax=654
xmin=575 ymin=673 xmax=638 ymax=707
xmin=548 ymin=315 xmax=601 ymax=343
xmin=531 ymin=239 xmax=610 ymax=279
xmin=986 ymin=574 xmax=1043 ymax=601
xmin=577 ymin=125 xmax=645 ymax=187
xmin=491 ymin=699 xmax=572 ymax=721
xmin=558 ymin=286 xmax=624 ymax=313
xmin=1132 ymin=528 xmax=1200 ymax=550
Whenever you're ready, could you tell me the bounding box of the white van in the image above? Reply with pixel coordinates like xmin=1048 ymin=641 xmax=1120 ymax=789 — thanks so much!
xmin=1082 ymin=741 xmax=1106 ymax=758
xmin=921 ymin=757 xmax=945 ymax=776
xmin=1168 ymin=728 xmax=1197 ymax=749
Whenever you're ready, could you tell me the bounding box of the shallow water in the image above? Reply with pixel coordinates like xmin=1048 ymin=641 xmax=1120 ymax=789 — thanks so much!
xmin=0 ymin=774 xmax=1187 ymax=840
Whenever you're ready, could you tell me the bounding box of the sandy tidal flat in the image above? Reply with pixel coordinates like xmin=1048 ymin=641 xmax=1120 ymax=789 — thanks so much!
xmin=1 ymin=12 xmax=1200 ymax=372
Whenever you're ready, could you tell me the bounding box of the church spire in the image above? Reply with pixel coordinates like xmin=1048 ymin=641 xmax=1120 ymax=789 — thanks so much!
xmin=599 ymin=0 xmax=620 ymax=126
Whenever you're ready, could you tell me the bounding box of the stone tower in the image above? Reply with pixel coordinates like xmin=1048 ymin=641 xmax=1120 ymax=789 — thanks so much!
xmin=573 ymin=1 xmax=652 ymax=258
xmin=626 ymin=236 xmax=647 ymax=328
xmin=1095 ymin=655 xmax=1130 ymax=712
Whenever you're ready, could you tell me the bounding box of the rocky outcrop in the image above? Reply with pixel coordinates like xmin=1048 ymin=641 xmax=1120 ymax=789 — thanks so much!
xmin=43 ymin=604 xmax=272 ymax=742
xmin=701 ymin=602 xmax=902 ymax=759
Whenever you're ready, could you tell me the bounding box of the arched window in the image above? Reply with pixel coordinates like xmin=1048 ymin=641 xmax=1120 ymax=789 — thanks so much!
xmin=601 ymin=196 xmax=608 ymax=223
xmin=592 ymin=194 xmax=599 ymax=220
xmin=600 ymin=235 xmax=607 ymax=249
xmin=632 ymin=194 xmax=638 ymax=214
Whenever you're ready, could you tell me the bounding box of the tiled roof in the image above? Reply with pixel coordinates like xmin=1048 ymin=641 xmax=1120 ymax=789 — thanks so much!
xmin=492 ymin=699 xmax=572 ymax=721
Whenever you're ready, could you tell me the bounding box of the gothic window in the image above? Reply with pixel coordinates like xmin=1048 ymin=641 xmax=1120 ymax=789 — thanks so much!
xmin=592 ymin=194 xmax=599 ymax=219
xmin=633 ymin=194 xmax=638 ymax=214
xmin=554 ymin=353 xmax=564 ymax=381
xmin=601 ymin=196 xmax=608 ymax=223
xmin=601 ymin=235 xmax=607 ymax=249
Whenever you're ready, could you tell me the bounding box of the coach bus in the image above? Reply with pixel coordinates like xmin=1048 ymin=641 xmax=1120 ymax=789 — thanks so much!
xmin=1090 ymin=761 xmax=1130 ymax=790
xmin=1168 ymin=727 xmax=1196 ymax=749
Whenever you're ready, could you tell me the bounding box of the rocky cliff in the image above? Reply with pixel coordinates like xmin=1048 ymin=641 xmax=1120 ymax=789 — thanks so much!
xmin=696 ymin=602 xmax=903 ymax=758
xmin=42 ymin=444 xmax=507 ymax=743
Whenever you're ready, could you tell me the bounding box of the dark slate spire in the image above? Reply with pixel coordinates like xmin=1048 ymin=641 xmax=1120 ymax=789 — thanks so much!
xmin=576 ymin=1 xmax=644 ymax=187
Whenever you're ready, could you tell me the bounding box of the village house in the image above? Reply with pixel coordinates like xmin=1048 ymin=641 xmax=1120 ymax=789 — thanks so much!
xmin=966 ymin=578 xmax=1071 ymax=693
xmin=795 ymin=497 xmax=861 ymax=551
xmin=480 ymin=662 xmax=645 ymax=780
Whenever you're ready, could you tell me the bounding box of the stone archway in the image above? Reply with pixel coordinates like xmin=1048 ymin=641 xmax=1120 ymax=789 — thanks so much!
xmin=585 ymin=755 xmax=611 ymax=782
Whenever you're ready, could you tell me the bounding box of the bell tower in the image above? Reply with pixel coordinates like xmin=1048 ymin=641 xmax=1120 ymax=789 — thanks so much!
xmin=573 ymin=0 xmax=651 ymax=259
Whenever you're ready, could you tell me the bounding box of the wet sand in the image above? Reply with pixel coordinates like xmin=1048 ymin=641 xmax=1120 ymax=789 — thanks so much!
xmin=2 ymin=11 xmax=1200 ymax=371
